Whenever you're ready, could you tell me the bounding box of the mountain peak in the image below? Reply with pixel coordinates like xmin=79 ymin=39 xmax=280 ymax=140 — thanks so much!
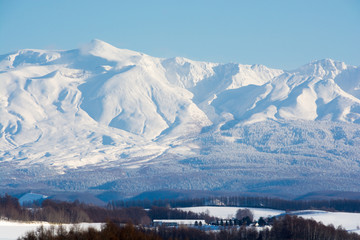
xmin=311 ymin=58 xmax=346 ymax=68
xmin=87 ymin=39 xmax=118 ymax=52
xmin=293 ymin=58 xmax=347 ymax=78
xmin=80 ymin=39 xmax=142 ymax=62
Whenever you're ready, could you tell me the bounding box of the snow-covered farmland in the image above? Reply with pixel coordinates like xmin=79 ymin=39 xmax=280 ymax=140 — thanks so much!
xmin=291 ymin=210 xmax=360 ymax=234
xmin=179 ymin=206 xmax=360 ymax=234
xmin=0 ymin=221 xmax=102 ymax=240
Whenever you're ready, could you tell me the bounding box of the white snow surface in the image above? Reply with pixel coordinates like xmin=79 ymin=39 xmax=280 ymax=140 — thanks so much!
xmin=1 ymin=40 xmax=360 ymax=196
xmin=0 ymin=40 xmax=285 ymax=170
xmin=0 ymin=220 xmax=102 ymax=240
xmin=291 ymin=210 xmax=360 ymax=233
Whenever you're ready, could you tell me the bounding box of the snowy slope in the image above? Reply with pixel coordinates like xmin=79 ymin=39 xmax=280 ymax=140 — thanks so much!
xmin=290 ymin=210 xmax=360 ymax=233
xmin=0 ymin=40 xmax=360 ymax=197
xmin=212 ymin=59 xmax=360 ymax=125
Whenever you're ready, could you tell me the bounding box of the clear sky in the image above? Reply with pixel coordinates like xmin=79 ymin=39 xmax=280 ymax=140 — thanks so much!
xmin=0 ymin=0 xmax=359 ymax=70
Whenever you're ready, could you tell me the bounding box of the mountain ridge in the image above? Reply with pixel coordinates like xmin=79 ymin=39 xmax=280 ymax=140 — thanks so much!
xmin=0 ymin=40 xmax=359 ymax=197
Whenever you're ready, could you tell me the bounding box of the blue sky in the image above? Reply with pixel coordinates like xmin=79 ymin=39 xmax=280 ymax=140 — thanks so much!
xmin=0 ymin=0 xmax=359 ymax=70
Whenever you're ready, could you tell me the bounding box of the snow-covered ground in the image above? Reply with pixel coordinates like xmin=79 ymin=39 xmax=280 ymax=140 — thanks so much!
xmin=180 ymin=206 xmax=360 ymax=234
xmin=0 ymin=220 xmax=102 ymax=240
xmin=1 ymin=208 xmax=360 ymax=239
xmin=291 ymin=210 xmax=360 ymax=234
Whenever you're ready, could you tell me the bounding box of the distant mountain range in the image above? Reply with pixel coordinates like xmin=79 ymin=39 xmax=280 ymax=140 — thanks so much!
xmin=1 ymin=39 xmax=359 ymax=198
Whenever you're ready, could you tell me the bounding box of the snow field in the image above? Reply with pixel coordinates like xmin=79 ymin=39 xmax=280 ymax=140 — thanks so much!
xmin=292 ymin=210 xmax=360 ymax=234
xmin=0 ymin=221 xmax=102 ymax=240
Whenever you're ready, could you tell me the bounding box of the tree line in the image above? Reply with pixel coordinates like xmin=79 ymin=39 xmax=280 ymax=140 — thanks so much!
xmin=0 ymin=195 xmax=212 ymax=224
xmin=148 ymin=206 xmax=215 ymax=223
xmin=112 ymin=195 xmax=360 ymax=212
xmin=0 ymin=194 xmax=149 ymax=224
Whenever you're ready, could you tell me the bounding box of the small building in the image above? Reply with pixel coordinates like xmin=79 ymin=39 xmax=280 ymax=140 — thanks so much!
xmin=153 ymin=219 xmax=206 ymax=227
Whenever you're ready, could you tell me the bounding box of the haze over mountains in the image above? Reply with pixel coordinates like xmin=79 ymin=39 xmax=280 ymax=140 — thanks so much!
xmin=1 ymin=39 xmax=360 ymax=198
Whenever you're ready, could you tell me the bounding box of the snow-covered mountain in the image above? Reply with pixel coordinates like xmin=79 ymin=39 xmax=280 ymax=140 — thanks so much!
xmin=1 ymin=40 xmax=360 ymax=197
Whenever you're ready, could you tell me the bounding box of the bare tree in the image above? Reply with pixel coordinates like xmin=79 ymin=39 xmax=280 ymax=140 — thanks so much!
xmin=236 ymin=208 xmax=254 ymax=222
